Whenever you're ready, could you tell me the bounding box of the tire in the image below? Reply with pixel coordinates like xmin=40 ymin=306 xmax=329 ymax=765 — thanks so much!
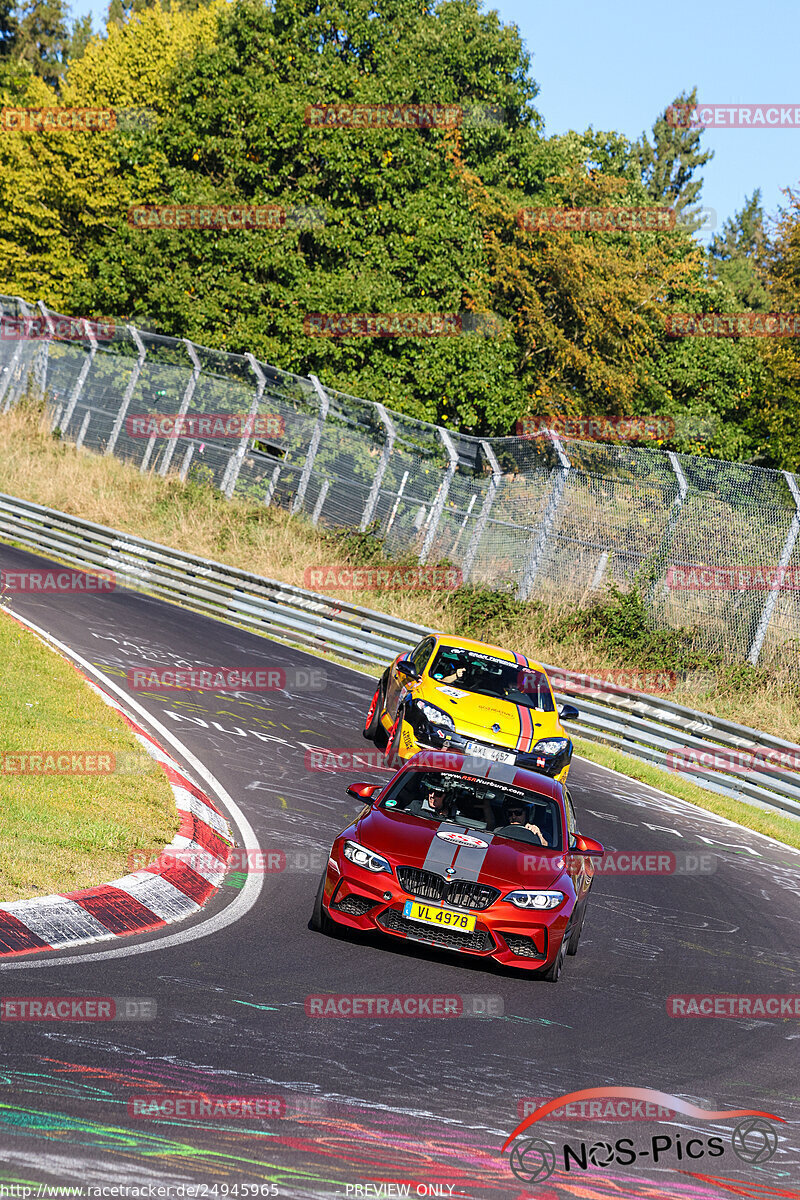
xmin=310 ymin=872 xmax=336 ymax=935
xmin=567 ymin=902 xmax=586 ymax=956
xmin=363 ymin=681 xmax=384 ymax=741
xmin=540 ymin=933 xmax=567 ymax=982
xmin=385 ymin=715 xmax=404 ymax=769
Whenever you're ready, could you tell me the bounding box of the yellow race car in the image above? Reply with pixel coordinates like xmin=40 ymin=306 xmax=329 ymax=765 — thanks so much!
xmin=363 ymin=635 xmax=579 ymax=784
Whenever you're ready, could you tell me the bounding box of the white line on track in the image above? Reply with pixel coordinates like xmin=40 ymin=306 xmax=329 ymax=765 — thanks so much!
xmin=0 ymin=610 xmax=264 ymax=971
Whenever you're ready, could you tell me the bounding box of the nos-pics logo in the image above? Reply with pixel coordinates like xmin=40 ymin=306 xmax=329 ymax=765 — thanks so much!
xmin=503 ymin=1087 xmax=782 ymax=1184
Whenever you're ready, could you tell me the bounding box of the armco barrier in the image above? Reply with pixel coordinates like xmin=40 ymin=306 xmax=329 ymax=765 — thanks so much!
xmin=0 ymin=491 xmax=798 ymax=823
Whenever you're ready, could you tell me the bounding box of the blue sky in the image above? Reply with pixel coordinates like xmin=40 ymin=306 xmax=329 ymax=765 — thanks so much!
xmin=69 ymin=0 xmax=800 ymax=240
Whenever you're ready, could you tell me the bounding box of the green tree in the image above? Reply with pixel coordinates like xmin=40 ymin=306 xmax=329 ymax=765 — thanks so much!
xmin=709 ymin=190 xmax=771 ymax=311
xmin=14 ymin=0 xmax=70 ymax=86
xmin=0 ymin=0 xmax=19 ymax=58
xmin=634 ymin=88 xmax=713 ymax=228
xmin=73 ymin=0 xmax=544 ymax=430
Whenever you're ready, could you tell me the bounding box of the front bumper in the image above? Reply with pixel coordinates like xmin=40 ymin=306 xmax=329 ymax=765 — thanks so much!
xmin=398 ymin=711 xmax=573 ymax=782
xmin=321 ymin=856 xmax=571 ymax=972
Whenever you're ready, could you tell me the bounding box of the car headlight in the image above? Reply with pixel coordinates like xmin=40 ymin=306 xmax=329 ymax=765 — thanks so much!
xmin=532 ymin=737 xmax=569 ymax=757
xmin=505 ymin=889 xmax=565 ymax=910
xmin=343 ymin=840 xmax=392 ymax=874
xmin=415 ymin=699 xmax=455 ymax=731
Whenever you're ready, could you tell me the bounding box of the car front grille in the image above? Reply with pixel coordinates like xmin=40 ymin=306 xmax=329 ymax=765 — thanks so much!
xmin=396 ymin=866 xmax=500 ymax=911
xmin=502 ymin=932 xmax=546 ymax=959
xmin=332 ymin=894 xmax=378 ymax=916
xmin=377 ymin=909 xmax=495 ymax=953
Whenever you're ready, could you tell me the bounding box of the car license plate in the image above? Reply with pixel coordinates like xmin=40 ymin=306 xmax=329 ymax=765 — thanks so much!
xmin=402 ymin=901 xmax=476 ymax=932
xmin=464 ymin=742 xmax=515 ymax=764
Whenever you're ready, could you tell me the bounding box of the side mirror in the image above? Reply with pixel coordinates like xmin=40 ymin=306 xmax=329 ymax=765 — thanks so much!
xmin=570 ymin=834 xmax=604 ymax=856
xmin=397 ymin=660 xmax=421 ymax=681
xmin=559 ymin=703 xmax=580 ymax=721
xmin=346 ymin=782 xmax=381 ymax=803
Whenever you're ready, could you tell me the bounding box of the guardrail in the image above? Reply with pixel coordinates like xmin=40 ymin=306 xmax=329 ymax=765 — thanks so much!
xmin=1 ymin=490 xmax=798 ymax=823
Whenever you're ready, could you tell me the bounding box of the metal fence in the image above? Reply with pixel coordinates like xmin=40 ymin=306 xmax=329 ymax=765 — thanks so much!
xmin=2 ymin=293 xmax=799 ymax=673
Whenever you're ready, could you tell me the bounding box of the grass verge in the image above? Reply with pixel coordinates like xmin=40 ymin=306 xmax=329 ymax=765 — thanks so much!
xmin=0 ymin=608 xmax=179 ymax=901
xmin=572 ymin=736 xmax=800 ymax=851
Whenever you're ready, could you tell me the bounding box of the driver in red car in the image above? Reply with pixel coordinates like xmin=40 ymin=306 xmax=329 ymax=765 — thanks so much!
xmin=501 ymin=800 xmax=549 ymax=846
xmin=409 ymin=781 xmax=451 ymax=819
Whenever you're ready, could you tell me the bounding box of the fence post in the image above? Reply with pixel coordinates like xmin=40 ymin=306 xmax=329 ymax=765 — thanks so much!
xmin=462 ymin=440 xmax=502 ymax=582
xmin=311 ymin=479 xmax=330 ymax=527
xmin=0 ymin=297 xmax=33 ymax=412
xmin=292 ymin=373 xmax=329 ymax=515
xmin=747 ymin=471 xmax=800 ymax=665
xmin=360 ymin=402 xmax=395 ymax=531
xmin=158 ymin=340 xmax=201 ymax=477
xmin=647 ymin=450 xmax=689 ymax=605
xmin=59 ymin=319 xmax=98 ymax=435
xmin=106 ymin=326 xmax=146 ymax=455
xmin=517 ymin=430 xmax=571 ymax=601
xmin=33 ymin=300 xmax=54 ymax=402
xmin=419 ymin=427 xmax=458 ymax=565
xmin=222 ymin=353 xmax=266 ymax=499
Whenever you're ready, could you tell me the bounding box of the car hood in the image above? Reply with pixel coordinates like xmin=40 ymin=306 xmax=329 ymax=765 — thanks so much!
xmin=358 ymin=808 xmax=566 ymax=888
xmin=417 ymin=681 xmax=562 ymax=750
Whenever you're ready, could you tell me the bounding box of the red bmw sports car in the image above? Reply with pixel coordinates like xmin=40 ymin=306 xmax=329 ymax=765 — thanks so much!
xmin=310 ymin=751 xmax=603 ymax=981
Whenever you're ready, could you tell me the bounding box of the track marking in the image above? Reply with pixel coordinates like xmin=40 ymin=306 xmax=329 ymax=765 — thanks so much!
xmin=0 ymin=611 xmax=264 ymax=971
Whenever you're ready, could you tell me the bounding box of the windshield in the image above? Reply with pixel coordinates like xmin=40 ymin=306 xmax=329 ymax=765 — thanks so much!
xmin=380 ymin=771 xmax=563 ymax=849
xmin=428 ymin=647 xmax=555 ymax=712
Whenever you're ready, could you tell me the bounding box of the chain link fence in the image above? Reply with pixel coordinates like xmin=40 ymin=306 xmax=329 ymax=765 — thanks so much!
xmin=2 ymin=294 xmax=799 ymax=674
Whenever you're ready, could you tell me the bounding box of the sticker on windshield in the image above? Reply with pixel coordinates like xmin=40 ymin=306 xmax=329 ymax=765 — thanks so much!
xmin=435 ymin=830 xmax=487 ymax=848
xmin=436 ymin=686 xmax=467 ymax=699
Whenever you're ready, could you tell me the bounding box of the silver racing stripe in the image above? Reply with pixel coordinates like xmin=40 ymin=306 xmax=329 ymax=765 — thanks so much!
xmin=422 ymin=822 xmax=462 ymax=874
xmin=452 ymin=830 xmax=494 ymax=882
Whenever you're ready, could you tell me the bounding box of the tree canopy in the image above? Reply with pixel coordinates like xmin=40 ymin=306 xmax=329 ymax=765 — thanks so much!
xmin=1 ymin=0 xmax=798 ymax=468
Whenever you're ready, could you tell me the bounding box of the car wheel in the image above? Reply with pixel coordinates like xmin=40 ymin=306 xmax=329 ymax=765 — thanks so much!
xmin=310 ymin=873 xmax=336 ymax=935
xmin=385 ymin=715 xmax=404 ymax=768
xmin=567 ymin=902 xmax=586 ymax=956
xmin=540 ymin=933 xmax=567 ymax=982
xmin=363 ymin=680 xmax=384 ymax=741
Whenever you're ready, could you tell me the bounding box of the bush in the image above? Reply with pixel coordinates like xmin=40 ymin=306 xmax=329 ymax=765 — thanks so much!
xmin=550 ymin=583 xmax=716 ymax=671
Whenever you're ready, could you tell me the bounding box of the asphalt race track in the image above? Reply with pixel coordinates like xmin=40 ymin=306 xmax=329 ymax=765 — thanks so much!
xmin=0 ymin=540 xmax=798 ymax=1199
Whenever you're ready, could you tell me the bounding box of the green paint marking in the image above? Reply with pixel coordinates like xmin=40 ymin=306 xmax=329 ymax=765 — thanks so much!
xmin=231 ymin=999 xmax=280 ymax=1011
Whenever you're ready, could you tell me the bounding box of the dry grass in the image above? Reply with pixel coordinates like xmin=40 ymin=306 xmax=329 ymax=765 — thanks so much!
xmin=0 ymin=608 xmax=179 ymax=901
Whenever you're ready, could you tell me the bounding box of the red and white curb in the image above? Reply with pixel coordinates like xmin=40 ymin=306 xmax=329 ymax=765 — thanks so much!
xmin=0 ymin=663 xmax=234 ymax=959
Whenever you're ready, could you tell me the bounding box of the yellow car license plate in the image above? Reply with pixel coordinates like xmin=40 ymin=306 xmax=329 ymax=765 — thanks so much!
xmin=402 ymin=901 xmax=476 ymax=932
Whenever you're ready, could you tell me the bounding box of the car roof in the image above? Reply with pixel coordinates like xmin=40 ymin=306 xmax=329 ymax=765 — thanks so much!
xmin=400 ymin=751 xmax=565 ymax=804
xmin=430 ymin=635 xmax=547 ymax=675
